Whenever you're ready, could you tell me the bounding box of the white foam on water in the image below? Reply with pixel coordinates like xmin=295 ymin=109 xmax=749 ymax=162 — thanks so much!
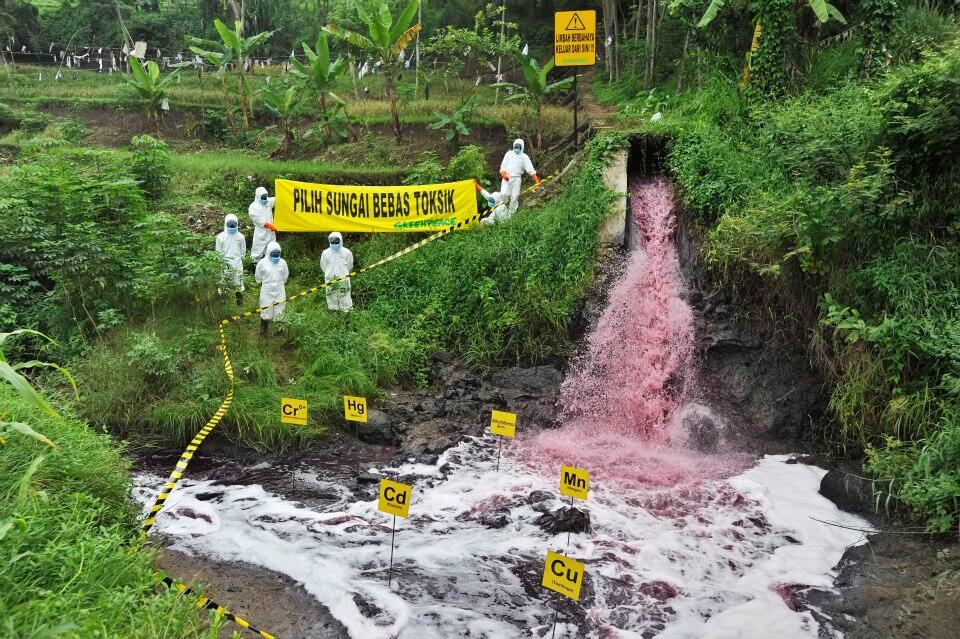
xmin=134 ymin=441 xmax=870 ymax=638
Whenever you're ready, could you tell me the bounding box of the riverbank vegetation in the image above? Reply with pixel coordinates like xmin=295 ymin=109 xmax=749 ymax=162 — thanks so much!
xmin=603 ymin=1 xmax=959 ymax=532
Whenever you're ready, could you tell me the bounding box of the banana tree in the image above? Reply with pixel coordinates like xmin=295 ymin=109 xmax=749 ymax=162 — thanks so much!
xmin=125 ymin=57 xmax=180 ymax=130
xmin=259 ymin=82 xmax=309 ymax=156
xmin=187 ymin=19 xmax=273 ymax=130
xmin=698 ymin=0 xmax=845 ymax=90
xmin=290 ymin=33 xmax=347 ymax=142
xmin=323 ymin=0 xmax=421 ymax=139
xmin=492 ymin=54 xmax=573 ymax=151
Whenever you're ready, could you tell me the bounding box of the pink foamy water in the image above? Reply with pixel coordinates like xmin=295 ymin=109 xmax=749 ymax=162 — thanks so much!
xmin=528 ymin=179 xmax=746 ymax=485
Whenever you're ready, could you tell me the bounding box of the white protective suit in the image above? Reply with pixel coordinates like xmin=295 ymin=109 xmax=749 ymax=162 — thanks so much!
xmin=499 ymin=138 xmax=538 ymax=213
xmin=214 ymin=214 xmax=246 ymax=293
xmin=248 ymin=186 xmax=277 ymax=262
xmin=320 ymin=231 xmax=354 ymax=312
xmin=255 ymin=241 xmax=289 ymax=320
xmin=478 ymin=187 xmax=511 ymax=225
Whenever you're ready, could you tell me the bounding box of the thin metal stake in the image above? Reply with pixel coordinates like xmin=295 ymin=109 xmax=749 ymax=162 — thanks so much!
xmin=573 ymin=71 xmax=579 ymax=150
xmin=388 ymin=513 xmax=397 ymax=588
xmin=495 ymin=436 xmax=503 ymax=472
xmin=550 ymin=608 xmax=559 ymax=639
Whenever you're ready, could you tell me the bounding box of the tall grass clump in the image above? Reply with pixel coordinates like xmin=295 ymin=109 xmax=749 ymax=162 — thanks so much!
xmin=0 ymin=383 xmax=214 ymax=638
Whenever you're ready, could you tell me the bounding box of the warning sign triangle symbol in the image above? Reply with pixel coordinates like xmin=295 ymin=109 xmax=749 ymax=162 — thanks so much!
xmin=565 ymin=12 xmax=586 ymax=31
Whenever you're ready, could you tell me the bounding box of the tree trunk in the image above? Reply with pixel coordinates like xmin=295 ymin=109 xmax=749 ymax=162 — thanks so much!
xmin=348 ymin=53 xmax=362 ymax=100
xmin=602 ymin=0 xmax=616 ymax=82
xmin=644 ymin=0 xmax=657 ymax=87
xmin=238 ymin=69 xmax=250 ymax=129
xmin=387 ymin=75 xmax=401 ymax=139
xmin=320 ymin=92 xmax=332 ymax=141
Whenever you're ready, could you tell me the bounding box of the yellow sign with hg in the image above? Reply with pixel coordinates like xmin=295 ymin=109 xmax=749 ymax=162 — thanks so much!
xmin=554 ymin=10 xmax=597 ymax=67
xmin=542 ymin=550 xmax=585 ymax=600
xmin=377 ymin=478 xmax=412 ymax=519
xmin=489 ymin=410 xmax=517 ymax=438
xmin=559 ymin=464 xmax=590 ymax=501
xmin=280 ymin=397 xmax=308 ymax=426
xmin=273 ymin=178 xmax=479 ymax=233
xmin=343 ymin=396 xmax=368 ymax=422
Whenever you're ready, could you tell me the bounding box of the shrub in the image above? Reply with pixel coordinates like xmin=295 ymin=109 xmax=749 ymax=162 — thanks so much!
xmin=129 ymin=134 xmax=173 ymax=199
xmin=446 ymin=144 xmax=487 ymax=182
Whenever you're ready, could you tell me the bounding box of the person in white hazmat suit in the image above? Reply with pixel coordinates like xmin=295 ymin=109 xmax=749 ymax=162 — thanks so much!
xmin=474 ymin=179 xmax=511 ymax=225
xmin=214 ymin=213 xmax=245 ymax=306
xmin=255 ymin=241 xmax=288 ymax=336
xmin=320 ymin=231 xmax=353 ymax=312
xmin=248 ymin=186 xmax=277 ymax=264
xmin=499 ymin=138 xmax=542 ymax=213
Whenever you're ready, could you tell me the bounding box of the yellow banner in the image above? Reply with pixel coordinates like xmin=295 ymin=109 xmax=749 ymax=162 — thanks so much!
xmin=273 ymin=178 xmax=479 ymax=233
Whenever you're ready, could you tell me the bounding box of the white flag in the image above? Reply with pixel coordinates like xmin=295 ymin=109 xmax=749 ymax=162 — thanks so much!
xmin=606 ymin=36 xmax=612 ymax=46
xmin=475 ymin=76 xmax=481 ymax=86
xmin=161 ymin=98 xmax=170 ymax=111
xmin=521 ymin=43 xmax=528 ymax=56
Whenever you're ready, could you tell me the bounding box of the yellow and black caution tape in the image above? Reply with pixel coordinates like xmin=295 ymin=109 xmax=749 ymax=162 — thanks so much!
xmin=141 ymin=173 xmax=556 ymax=636
xmin=164 ymin=576 xmax=276 ymax=639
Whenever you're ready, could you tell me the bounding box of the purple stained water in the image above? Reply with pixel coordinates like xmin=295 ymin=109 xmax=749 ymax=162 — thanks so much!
xmin=529 ymin=178 xmax=746 ymax=485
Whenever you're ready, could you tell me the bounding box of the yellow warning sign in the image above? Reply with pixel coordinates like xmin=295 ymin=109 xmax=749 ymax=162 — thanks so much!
xmin=378 ymin=478 xmax=412 ymax=519
xmin=280 ymin=397 xmax=308 ymax=426
xmin=554 ymin=10 xmax=596 ymax=67
xmin=559 ymin=465 xmax=590 ymax=501
xmin=490 ymin=410 xmax=517 ymax=438
xmin=542 ymin=550 xmax=585 ymax=600
xmin=343 ymin=395 xmax=368 ymax=422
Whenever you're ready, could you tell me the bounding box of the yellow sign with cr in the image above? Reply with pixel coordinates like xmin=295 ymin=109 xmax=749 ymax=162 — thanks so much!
xmin=344 ymin=396 xmax=368 ymax=422
xmin=554 ymin=10 xmax=597 ymax=67
xmin=280 ymin=397 xmax=308 ymax=426
xmin=273 ymin=178 xmax=479 ymax=233
xmin=377 ymin=478 xmax=412 ymax=519
xmin=559 ymin=464 xmax=590 ymax=501
xmin=489 ymin=410 xmax=517 ymax=438
xmin=542 ymin=550 xmax=585 ymax=600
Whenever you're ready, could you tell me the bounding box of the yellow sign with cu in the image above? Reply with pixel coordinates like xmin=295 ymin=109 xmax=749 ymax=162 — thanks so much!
xmin=280 ymin=397 xmax=308 ymax=426
xmin=542 ymin=550 xmax=585 ymax=600
xmin=344 ymin=395 xmax=368 ymax=422
xmin=378 ymin=478 xmax=412 ymax=519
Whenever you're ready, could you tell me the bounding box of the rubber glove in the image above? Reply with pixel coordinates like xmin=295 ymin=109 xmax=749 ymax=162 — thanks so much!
xmin=499 ymin=169 xmax=509 ymax=180
xmin=263 ymin=222 xmax=277 ymax=231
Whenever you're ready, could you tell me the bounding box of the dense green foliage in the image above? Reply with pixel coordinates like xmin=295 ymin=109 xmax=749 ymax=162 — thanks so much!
xmin=0 ymin=382 xmax=213 ymax=638
xmin=630 ymin=12 xmax=959 ymax=531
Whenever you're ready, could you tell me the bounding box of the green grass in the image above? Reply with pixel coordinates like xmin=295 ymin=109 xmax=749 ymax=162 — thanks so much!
xmin=619 ymin=37 xmax=960 ymax=531
xmin=0 ymin=384 xmax=215 ymax=638
xmin=75 ymin=134 xmax=621 ymax=451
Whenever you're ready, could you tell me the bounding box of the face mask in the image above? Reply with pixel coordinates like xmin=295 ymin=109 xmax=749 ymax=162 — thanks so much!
xmin=269 ymin=255 xmax=280 ymax=265
xmin=227 ymin=226 xmax=237 ymax=235
xmin=260 ymin=196 xmax=268 ymax=206
xmin=513 ymin=146 xmax=521 ymax=155
xmin=330 ymin=241 xmax=342 ymax=251
xmin=487 ymin=197 xmax=496 ymax=208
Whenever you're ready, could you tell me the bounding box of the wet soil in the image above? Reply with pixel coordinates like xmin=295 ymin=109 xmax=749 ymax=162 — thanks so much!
xmin=157 ymin=551 xmax=350 ymax=639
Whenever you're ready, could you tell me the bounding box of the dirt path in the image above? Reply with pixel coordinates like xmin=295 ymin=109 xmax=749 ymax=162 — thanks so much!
xmin=157 ymin=550 xmax=349 ymax=639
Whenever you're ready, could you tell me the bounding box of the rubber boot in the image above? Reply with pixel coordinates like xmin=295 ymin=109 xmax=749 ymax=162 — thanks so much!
xmin=235 ymin=291 xmax=243 ymax=307
xmin=260 ymin=319 xmax=269 ymax=337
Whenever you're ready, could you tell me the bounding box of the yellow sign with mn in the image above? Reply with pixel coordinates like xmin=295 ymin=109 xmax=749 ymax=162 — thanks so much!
xmin=344 ymin=396 xmax=368 ymax=422
xmin=542 ymin=550 xmax=585 ymax=600
xmin=280 ymin=397 xmax=308 ymax=426
xmin=490 ymin=410 xmax=517 ymax=438
xmin=559 ymin=465 xmax=590 ymax=501
xmin=554 ymin=10 xmax=597 ymax=67
xmin=378 ymin=478 xmax=412 ymax=519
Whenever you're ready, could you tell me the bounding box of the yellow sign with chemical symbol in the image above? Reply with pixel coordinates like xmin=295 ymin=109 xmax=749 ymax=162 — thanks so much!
xmin=344 ymin=395 xmax=368 ymax=422
xmin=554 ymin=10 xmax=597 ymax=67
xmin=542 ymin=550 xmax=585 ymax=600
xmin=280 ymin=397 xmax=308 ymax=426
xmin=490 ymin=410 xmax=517 ymax=438
xmin=378 ymin=478 xmax=412 ymax=519
xmin=559 ymin=464 xmax=590 ymax=501
xmin=273 ymin=178 xmax=479 ymax=233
